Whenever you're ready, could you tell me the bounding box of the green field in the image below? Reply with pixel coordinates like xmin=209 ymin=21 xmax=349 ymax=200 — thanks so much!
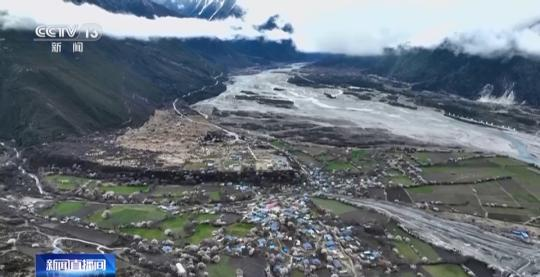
xmin=415 ymin=152 xmax=433 ymax=165
xmin=414 ymin=151 xmax=473 ymax=165
xmin=391 ymin=175 xmax=415 ymax=187
xmin=489 ymin=157 xmax=526 ymax=167
xmin=207 ymin=256 xmax=236 ymax=277
xmin=99 ymin=184 xmax=149 ymax=195
xmin=423 ymin=264 xmax=468 ymax=277
xmin=209 ymin=191 xmax=221 ymax=201
xmin=45 ymin=175 xmax=97 ymax=191
xmin=410 ymin=239 xmax=440 ymax=262
xmin=312 ymin=198 xmax=357 ymax=215
xmin=351 ymin=148 xmax=368 ymax=162
xmin=325 ymin=160 xmax=354 ymax=171
xmin=407 ymin=184 xmax=484 ymax=215
xmin=497 ymin=162 xmax=540 ymax=200
xmin=183 ymin=162 xmax=208 ymax=170
xmin=473 ymin=181 xmax=517 ymax=206
xmin=152 ymin=185 xmax=190 ymax=197
xmin=161 ymin=215 xmax=189 ymax=235
xmin=188 ymin=223 xmax=217 ymax=244
xmin=390 ymin=225 xmax=439 ymax=263
xmin=421 ymin=156 xmax=540 ymax=186
xmin=271 ymin=139 xmax=289 ymax=149
xmin=407 ymin=186 xmax=434 ymax=194
xmin=400 ymin=272 xmax=417 ymax=277
xmin=89 ymin=204 xmax=167 ymax=229
xmin=45 ymin=201 xmax=86 ymax=217
xmin=226 ymin=223 xmax=255 ymax=237
xmin=394 ymin=241 xmax=420 ymax=263
xmin=46 ymin=175 xmax=150 ymax=196
xmin=195 ymin=213 xmax=219 ymax=222
xmin=421 ymin=164 xmax=504 ymax=183
xmin=120 ymin=227 xmax=165 ymax=240
xmin=486 ymin=206 xmax=535 ymax=222
xmin=411 ymin=156 xmax=540 ymax=220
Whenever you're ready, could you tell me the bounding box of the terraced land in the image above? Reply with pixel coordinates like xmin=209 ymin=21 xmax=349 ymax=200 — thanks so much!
xmin=409 ymin=156 xmax=540 ymax=222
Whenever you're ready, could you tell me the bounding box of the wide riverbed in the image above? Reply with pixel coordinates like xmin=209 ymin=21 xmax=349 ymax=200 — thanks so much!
xmin=194 ymin=65 xmax=540 ymax=165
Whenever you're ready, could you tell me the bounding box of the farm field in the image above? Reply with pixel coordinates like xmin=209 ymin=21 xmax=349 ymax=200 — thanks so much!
xmin=151 ymin=185 xmax=190 ymax=197
xmin=420 ymin=164 xmax=504 ymax=183
xmin=45 ymin=201 xmax=85 ymax=217
xmin=46 ymin=174 xmax=150 ymax=195
xmin=406 ymin=156 xmax=540 ymax=222
xmin=207 ymin=256 xmax=236 ymax=277
xmin=414 ymin=151 xmax=474 ymax=165
xmin=226 ymin=223 xmax=255 ymax=237
xmin=188 ymin=223 xmax=217 ymax=244
xmin=390 ymin=175 xmax=415 ymax=187
xmin=161 ymin=215 xmax=189 ymax=235
xmin=98 ymin=183 xmax=149 ymax=195
xmin=120 ymin=227 xmax=165 ymax=240
xmin=88 ymin=204 xmax=167 ymax=229
xmin=423 ymin=264 xmax=468 ymax=277
xmin=45 ymin=175 xmax=99 ymax=191
xmin=312 ymin=198 xmax=358 ymax=215
xmin=407 ymin=184 xmax=485 ymax=216
xmin=44 ymin=200 xmax=106 ymax=219
xmin=389 ymin=224 xmax=440 ymax=263
xmin=473 ymin=181 xmax=518 ymax=207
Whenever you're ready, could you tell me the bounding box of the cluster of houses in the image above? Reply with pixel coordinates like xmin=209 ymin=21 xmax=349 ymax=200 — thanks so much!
xmin=236 ymin=195 xmax=389 ymax=276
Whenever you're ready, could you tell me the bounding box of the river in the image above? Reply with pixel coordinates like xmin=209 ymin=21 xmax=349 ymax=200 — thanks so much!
xmin=193 ymin=65 xmax=540 ymax=165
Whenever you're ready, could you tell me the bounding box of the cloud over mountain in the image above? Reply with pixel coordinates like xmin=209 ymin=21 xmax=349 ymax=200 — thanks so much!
xmin=0 ymin=0 xmax=290 ymax=41
xmin=1 ymin=0 xmax=540 ymax=57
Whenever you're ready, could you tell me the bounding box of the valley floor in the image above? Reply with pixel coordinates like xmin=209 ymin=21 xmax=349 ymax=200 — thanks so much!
xmin=1 ymin=64 xmax=540 ymax=277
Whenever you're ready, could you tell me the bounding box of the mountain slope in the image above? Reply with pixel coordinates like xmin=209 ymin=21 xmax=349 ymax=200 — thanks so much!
xmin=69 ymin=0 xmax=243 ymax=20
xmin=0 ymin=31 xmax=303 ymax=145
xmin=316 ymin=47 xmax=540 ymax=106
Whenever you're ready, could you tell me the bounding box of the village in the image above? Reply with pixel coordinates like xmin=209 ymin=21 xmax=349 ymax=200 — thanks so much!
xmin=1 ymin=102 xmax=539 ymax=277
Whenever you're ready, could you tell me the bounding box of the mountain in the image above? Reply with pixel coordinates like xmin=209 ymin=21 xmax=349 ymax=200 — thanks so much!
xmin=0 ymin=30 xmax=303 ymax=145
xmin=316 ymin=46 xmax=540 ymax=107
xmin=68 ymin=0 xmax=243 ymax=20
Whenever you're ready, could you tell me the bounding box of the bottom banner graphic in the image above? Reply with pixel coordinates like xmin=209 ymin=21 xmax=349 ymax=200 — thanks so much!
xmin=36 ymin=253 xmax=116 ymax=277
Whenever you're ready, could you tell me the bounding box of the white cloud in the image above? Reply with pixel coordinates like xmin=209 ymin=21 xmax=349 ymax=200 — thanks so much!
xmin=0 ymin=0 xmax=290 ymax=41
xmin=238 ymin=0 xmax=540 ymax=56
xmin=1 ymin=0 xmax=540 ymax=56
